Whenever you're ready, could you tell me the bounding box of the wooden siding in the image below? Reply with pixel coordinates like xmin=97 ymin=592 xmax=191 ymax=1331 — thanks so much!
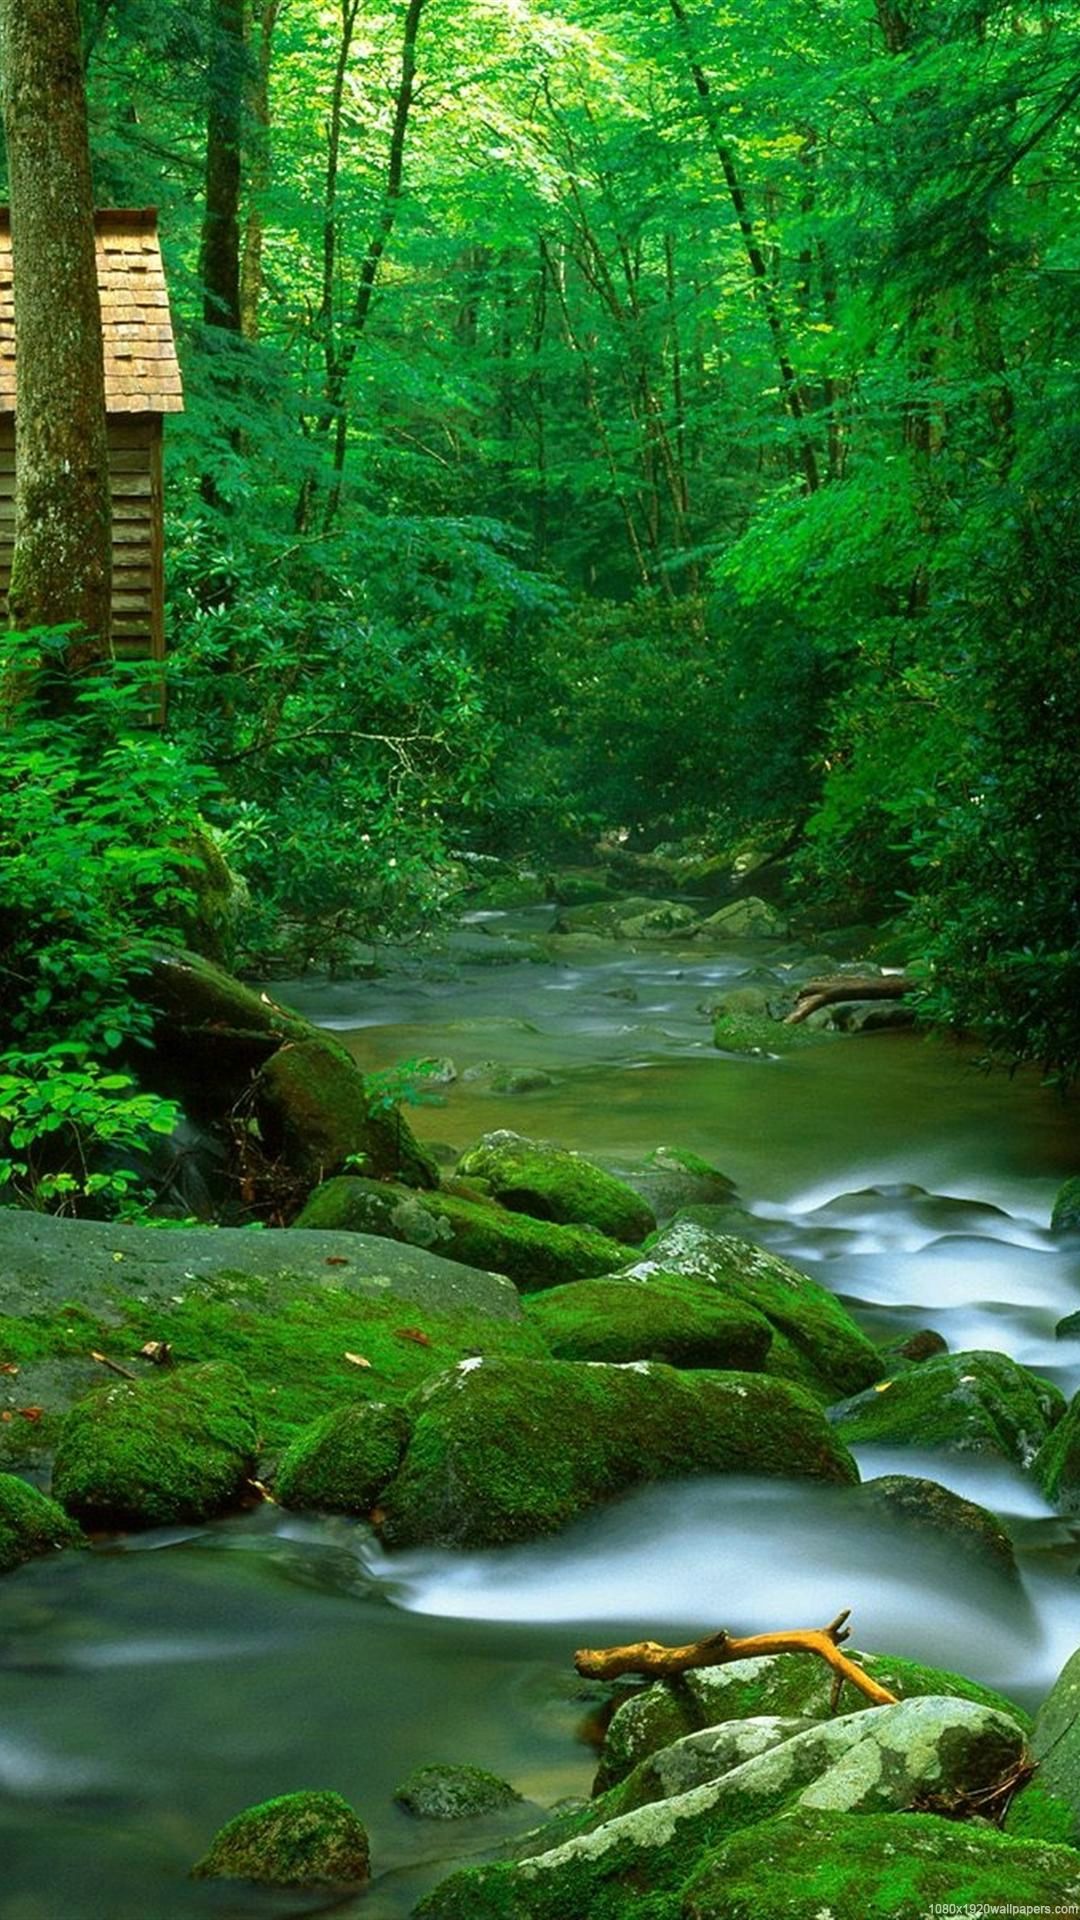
xmin=0 ymin=417 xmax=164 ymax=666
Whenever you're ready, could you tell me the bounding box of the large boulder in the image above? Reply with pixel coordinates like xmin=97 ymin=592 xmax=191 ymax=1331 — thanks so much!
xmin=378 ymin=1357 xmax=857 ymax=1549
xmin=295 ymin=1178 xmax=628 ymax=1289
xmin=1032 ymin=1388 xmax=1080 ymax=1512
xmin=697 ymin=897 xmax=788 ymax=939
xmin=594 ymin=1650 xmax=1028 ymax=1794
xmin=524 ymin=1274 xmax=773 ymax=1371
xmin=681 ymin=1809 xmax=1080 ymax=1918
xmin=416 ymin=1697 xmax=1029 ymax=1920
xmin=274 ymin=1401 xmax=413 ymax=1514
xmin=829 ymin=1349 xmax=1064 ymax=1466
xmin=0 ymin=1473 xmax=82 ymax=1575
xmin=626 ymin=1224 xmax=881 ymax=1400
xmin=256 ymin=1036 xmax=438 ymax=1189
xmin=455 ymin=1132 xmax=655 ymax=1244
xmin=52 ymin=1362 xmax=257 ymax=1529
xmin=1006 ymin=1645 xmax=1080 ymax=1846
xmin=191 ymin=1790 xmax=369 ymax=1886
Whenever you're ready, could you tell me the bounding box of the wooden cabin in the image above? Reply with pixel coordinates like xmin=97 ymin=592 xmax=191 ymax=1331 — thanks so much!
xmin=0 ymin=208 xmax=184 ymax=672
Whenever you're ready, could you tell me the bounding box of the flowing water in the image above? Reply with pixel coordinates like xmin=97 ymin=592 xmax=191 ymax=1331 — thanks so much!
xmin=4 ymin=929 xmax=1080 ymax=1918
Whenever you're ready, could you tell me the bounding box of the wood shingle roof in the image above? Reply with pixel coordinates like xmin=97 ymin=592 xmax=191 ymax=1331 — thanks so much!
xmin=0 ymin=208 xmax=183 ymax=415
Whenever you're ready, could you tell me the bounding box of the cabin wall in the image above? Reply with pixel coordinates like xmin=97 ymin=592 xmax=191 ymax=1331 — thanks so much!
xmin=0 ymin=414 xmax=164 ymax=665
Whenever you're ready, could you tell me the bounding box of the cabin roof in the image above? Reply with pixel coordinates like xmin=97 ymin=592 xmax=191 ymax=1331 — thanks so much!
xmin=0 ymin=208 xmax=184 ymax=416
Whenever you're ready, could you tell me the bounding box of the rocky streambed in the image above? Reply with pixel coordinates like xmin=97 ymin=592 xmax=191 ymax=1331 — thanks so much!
xmin=3 ymin=917 xmax=1080 ymax=1916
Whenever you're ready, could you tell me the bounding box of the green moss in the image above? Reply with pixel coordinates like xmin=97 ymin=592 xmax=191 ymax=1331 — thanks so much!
xmin=632 ymin=1226 xmax=881 ymax=1399
xmin=681 ymin=1809 xmax=1080 ymax=1917
xmin=275 ymin=1401 xmax=412 ymax=1512
xmin=1005 ymin=1776 xmax=1078 ymax=1846
xmin=191 ymin=1790 xmax=369 ymax=1886
xmin=713 ymin=1013 xmax=831 ymax=1054
xmin=0 ymin=1472 xmax=83 ymax=1574
xmin=51 ymin=1361 xmax=258 ymax=1528
xmin=524 ymin=1274 xmax=772 ymax=1369
xmin=829 ymin=1349 xmax=1065 ymax=1464
xmin=1051 ymin=1175 xmax=1080 ymax=1234
xmin=296 ymin=1177 xmax=629 ymax=1288
xmin=256 ymin=1036 xmax=438 ymax=1189
xmin=380 ymin=1358 xmax=857 ymax=1549
xmin=1032 ymin=1389 xmax=1080 ymax=1511
xmin=456 ymin=1132 xmax=656 ymax=1244
xmin=393 ymin=1764 xmax=523 ymax=1819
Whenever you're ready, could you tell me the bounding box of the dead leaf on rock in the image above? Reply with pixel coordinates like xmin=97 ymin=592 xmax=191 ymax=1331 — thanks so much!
xmin=139 ymin=1341 xmax=173 ymax=1366
xmin=325 ymin=1256 xmax=350 ymax=1267
xmin=0 ymin=1362 xmax=18 ymax=1376
xmin=344 ymin=1352 xmax=372 ymax=1369
xmin=394 ymin=1327 xmax=433 ymax=1348
xmin=18 ymin=1407 xmax=43 ymax=1423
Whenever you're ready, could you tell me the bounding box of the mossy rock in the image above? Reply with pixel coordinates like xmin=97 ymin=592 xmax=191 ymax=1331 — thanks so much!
xmin=594 ymin=1649 xmax=1029 ymax=1794
xmin=1006 ymin=1644 xmax=1080 ymax=1846
xmin=713 ymin=1011 xmax=831 ymax=1055
xmin=393 ymin=1764 xmax=522 ymax=1819
xmin=593 ymin=1146 xmax=737 ymax=1227
xmin=680 ymin=1808 xmax=1080 ymax=1918
xmin=629 ymin=1224 xmax=881 ymax=1400
xmin=170 ymin=826 xmax=242 ymax=966
xmin=256 ymin=1037 xmax=438 ymax=1190
xmin=1032 ymin=1389 xmax=1080 ymax=1513
xmin=295 ymin=1177 xmax=628 ymax=1289
xmin=0 ymin=1472 xmax=83 ymax=1575
xmin=618 ymin=902 xmax=701 ymax=941
xmin=698 ymin=897 xmax=788 ymax=939
xmin=468 ymin=874 xmax=549 ymax=910
xmin=192 ymin=1789 xmax=369 ymax=1886
xmin=455 ymin=1131 xmax=656 ymax=1244
xmin=829 ymin=1349 xmax=1064 ymax=1466
xmin=1051 ymin=1175 xmax=1080 ymax=1234
xmin=857 ymin=1473 xmax=1018 ymax=1579
xmin=524 ymin=1274 xmax=772 ymax=1370
xmin=275 ymin=1401 xmax=412 ymax=1513
xmin=379 ymin=1356 xmax=856 ymax=1549
xmin=52 ymin=1361 xmax=257 ymax=1529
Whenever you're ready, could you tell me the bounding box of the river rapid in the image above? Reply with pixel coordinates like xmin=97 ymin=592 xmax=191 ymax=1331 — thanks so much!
xmin=3 ymin=929 xmax=1080 ymax=1918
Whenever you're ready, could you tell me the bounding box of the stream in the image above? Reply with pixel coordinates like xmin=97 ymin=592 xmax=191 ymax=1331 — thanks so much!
xmin=3 ymin=927 xmax=1080 ymax=1918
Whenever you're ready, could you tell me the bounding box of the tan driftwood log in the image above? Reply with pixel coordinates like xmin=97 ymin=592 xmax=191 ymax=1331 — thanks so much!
xmin=574 ymin=1609 xmax=899 ymax=1709
xmin=785 ymin=976 xmax=912 ymax=1026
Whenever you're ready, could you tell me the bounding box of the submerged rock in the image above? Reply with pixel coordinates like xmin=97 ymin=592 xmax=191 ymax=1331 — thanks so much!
xmin=628 ymin=1224 xmax=881 ymax=1400
xmin=192 ymin=1789 xmax=370 ymax=1886
xmin=857 ymin=1474 xmax=1018 ymax=1579
xmin=1051 ymin=1175 xmax=1080 ymax=1235
xmin=0 ymin=1473 xmax=82 ymax=1575
xmin=52 ymin=1361 xmax=257 ymax=1529
xmin=594 ymin=1649 xmax=1029 ymax=1794
xmin=828 ymin=1349 xmax=1064 ymax=1466
xmin=378 ymin=1356 xmax=857 ymax=1549
xmin=595 ymin=1146 xmax=737 ymax=1226
xmin=295 ymin=1177 xmax=628 ymax=1288
xmin=393 ymin=1764 xmax=522 ymax=1820
xmin=1033 ymin=1389 xmax=1080 ymax=1513
xmin=274 ymin=1401 xmax=412 ymax=1514
xmin=681 ymin=1808 xmax=1080 ymax=1918
xmin=455 ymin=1131 xmax=655 ymax=1244
xmin=524 ymin=1273 xmax=772 ymax=1370
xmin=1006 ymin=1645 xmax=1080 ymax=1846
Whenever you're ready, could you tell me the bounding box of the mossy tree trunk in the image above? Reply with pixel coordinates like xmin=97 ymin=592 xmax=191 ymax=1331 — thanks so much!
xmin=201 ymin=0 xmax=245 ymax=335
xmin=0 ymin=0 xmax=112 ymax=674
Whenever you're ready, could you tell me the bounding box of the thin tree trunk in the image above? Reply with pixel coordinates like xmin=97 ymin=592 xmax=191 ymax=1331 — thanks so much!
xmin=0 ymin=0 xmax=112 ymax=676
xmin=201 ymin=0 xmax=246 ymax=334
xmin=240 ymin=0 xmax=282 ymax=340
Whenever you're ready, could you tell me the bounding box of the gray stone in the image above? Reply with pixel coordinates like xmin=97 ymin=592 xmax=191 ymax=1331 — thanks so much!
xmin=697 ymin=897 xmax=788 ymax=939
xmin=1005 ymin=1645 xmax=1080 ymax=1845
xmin=393 ymin=1764 xmax=522 ymax=1820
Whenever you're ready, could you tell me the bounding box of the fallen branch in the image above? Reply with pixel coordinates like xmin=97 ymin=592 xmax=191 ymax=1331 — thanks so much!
xmin=574 ymin=1609 xmax=898 ymax=1709
xmin=785 ymin=976 xmax=912 ymax=1026
xmin=90 ymin=1350 xmax=138 ymax=1382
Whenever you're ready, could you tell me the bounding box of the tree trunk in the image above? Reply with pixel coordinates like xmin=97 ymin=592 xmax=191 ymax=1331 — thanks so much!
xmin=0 ymin=0 xmax=111 ymax=672
xmin=240 ymin=0 xmax=282 ymax=340
xmin=201 ymin=0 xmax=246 ymax=334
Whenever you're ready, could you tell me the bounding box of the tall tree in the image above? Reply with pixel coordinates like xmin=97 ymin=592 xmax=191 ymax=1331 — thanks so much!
xmin=0 ymin=0 xmax=111 ymax=668
xmin=201 ymin=0 xmax=246 ymax=334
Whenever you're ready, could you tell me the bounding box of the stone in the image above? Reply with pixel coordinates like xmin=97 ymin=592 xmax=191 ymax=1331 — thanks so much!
xmin=456 ymin=1131 xmax=656 ymax=1244
xmin=191 ymin=1790 xmax=369 ymax=1886
xmin=255 ymin=1036 xmax=439 ymax=1190
xmin=698 ymin=897 xmax=788 ymax=939
xmin=594 ymin=1649 xmax=1029 ymax=1793
xmin=857 ymin=1474 xmax=1018 ymax=1579
xmin=877 ymin=1328 xmax=949 ymax=1368
xmin=1051 ymin=1175 xmax=1080 ymax=1234
xmin=379 ymin=1356 xmax=857 ymax=1549
xmin=594 ymin=1146 xmax=737 ymax=1225
xmin=274 ymin=1401 xmax=413 ymax=1513
xmin=1034 ymin=1390 xmax=1080 ymax=1512
xmin=488 ymin=1067 xmax=556 ymax=1094
xmin=628 ymin=1223 xmax=881 ymax=1400
xmin=524 ymin=1273 xmax=773 ymax=1370
xmin=1006 ymin=1646 xmax=1080 ymax=1845
xmin=712 ymin=1011 xmax=832 ymax=1055
xmin=417 ymin=1697 xmax=1029 ymax=1920
xmin=295 ymin=1177 xmax=628 ymax=1289
xmin=826 ymin=998 xmax=916 ymax=1032
xmin=618 ymin=902 xmax=701 ymax=941
xmin=51 ymin=1361 xmax=257 ymax=1529
xmin=681 ymin=1809 xmax=1080 ymax=1918
xmin=0 ymin=1473 xmax=82 ymax=1575
xmin=829 ymin=1349 xmax=1065 ymax=1466
xmin=393 ymin=1764 xmax=523 ymax=1819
